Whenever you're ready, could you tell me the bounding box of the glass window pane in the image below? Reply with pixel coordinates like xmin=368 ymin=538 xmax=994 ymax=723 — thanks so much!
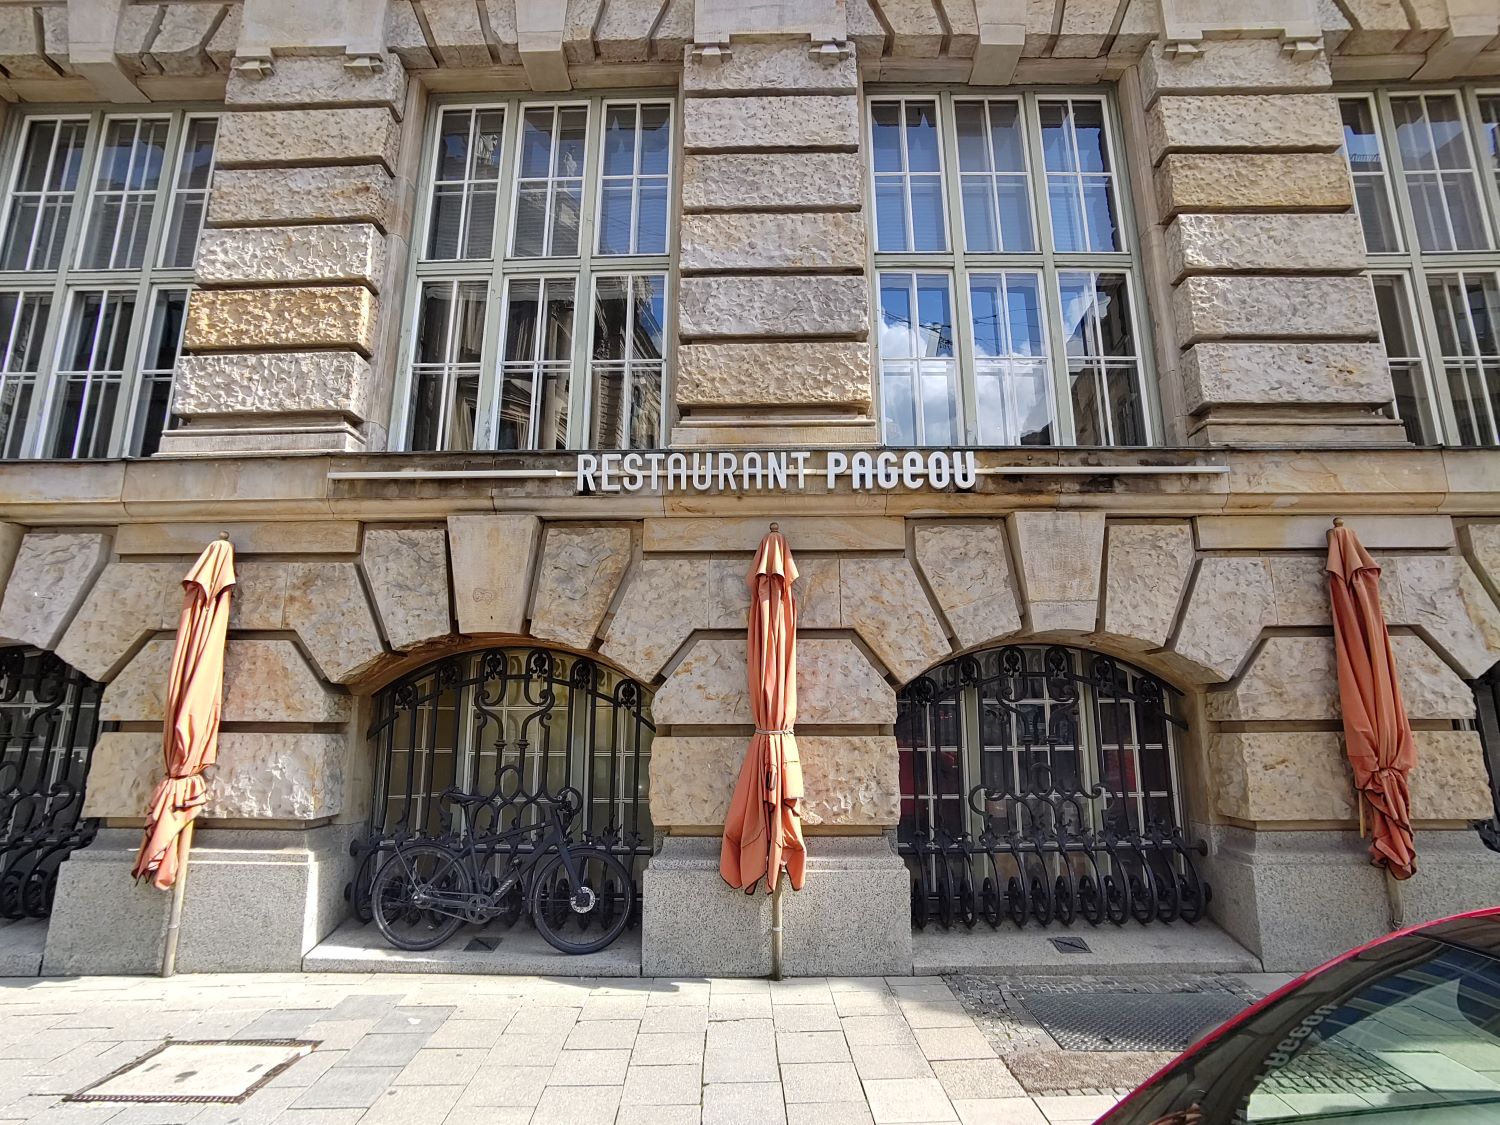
xmin=914 ymin=274 xmax=953 ymax=359
xmin=1427 ymin=272 xmax=1500 ymax=446
xmin=879 ymin=274 xmax=915 ymax=361
xmin=601 ymin=104 xmax=636 ymax=177
xmin=130 ymin=288 xmax=187 ymax=457
xmin=500 ymin=278 xmax=574 ymax=451
xmin=159 ymin=118 xmax=217 ymax=269
xmin=1059 ymin=272 xmax=1145 ymax=445
xmin=904 ymin=101 xmax=941 ymax=173
xmin=51 ymin=291 xmax=136 ymax=458
xmin=1372 ymin=274 xmax=1439 ymax=446
xmin=0 ymin=292 xmax=49 ymax=458
xmin=1391 ymin=94 xmax=1489 ymax=252
xmin=909 ymin=175 xmax=946 ymax=252
xmin=426 ymin=108 xmax=503 ymax=261
xmin=954 ymin=102 xmax=990 ymax=171
xmin=590 ymin=274 xmax=665 ymax=449
xmin=597 ymin=102 xmax=672 ymax=256
xmin=2 ymin=119 xmax=88 ymax=272
xmin=81 ymin=118 xmax=170 ymax=270
xmin=874 ymin=175 xmax=909 ymax=252
xmin=1481 ymin=94 xmax=1500 ymax=194
xmin=970 ymin=273 xmax=1053 ymax=447
xmin=872 ymin=102 xmax=904 ymax=173
xmin=407 ymin=280 xmax=486 ymax=452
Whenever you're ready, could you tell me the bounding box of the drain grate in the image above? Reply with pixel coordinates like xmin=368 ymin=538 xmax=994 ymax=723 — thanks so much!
xmin=1018 ymin=991 xmax=1248 ymax=1052
xmin=66 ymin=1040 xmax=316 ymax=1104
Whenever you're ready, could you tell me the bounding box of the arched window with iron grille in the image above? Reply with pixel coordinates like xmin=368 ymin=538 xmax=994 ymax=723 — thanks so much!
xmin=0 ymin=647 xmax=105 ymax=919
xmin=897 ymin=644 xmax=1209 ymax=931
xmin=347 ymin=647 xmax=655 ymax=928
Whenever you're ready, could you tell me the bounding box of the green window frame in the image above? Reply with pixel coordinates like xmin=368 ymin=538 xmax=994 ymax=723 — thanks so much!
xmin=0 ymin=107 xmax=214 ymax=460
xmin=392 ymin=93 xmax=676 ymax=453
xmin=1340 ymin=86 xmax=1500 ymax=447
xmin=865 ymin=89 xmax=1159 ymax=448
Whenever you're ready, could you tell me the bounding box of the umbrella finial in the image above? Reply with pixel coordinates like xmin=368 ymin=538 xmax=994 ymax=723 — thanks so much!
xmin=1332 ymin=517 xmax=1345 ymax=528
xmin=769 ymin=522 xmax=779 ymax=532
xmin=218 ymin=531 xmax=230 ymax=540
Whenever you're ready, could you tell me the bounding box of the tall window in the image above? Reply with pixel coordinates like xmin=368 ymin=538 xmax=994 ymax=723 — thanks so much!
xmin=0 ymin=111 xmax=214 ymax=459
xmin=395 ymin=97 xmax=673 ymax=452
xmin=1341 ymin=89 xmax=1500 ymax=446
xmin=867 ymin=93 xmax=1153 ymax=447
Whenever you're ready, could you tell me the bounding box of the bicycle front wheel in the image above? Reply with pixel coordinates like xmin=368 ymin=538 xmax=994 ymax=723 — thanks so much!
xmin=371 ymin=843 xmax=469 ymax=951
xmin=530 ymin=849 xmax=635 ymax=955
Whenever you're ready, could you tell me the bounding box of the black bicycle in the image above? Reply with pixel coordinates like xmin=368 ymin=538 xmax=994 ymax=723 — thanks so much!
xmin=369 ymin=774 xmax=635 ymax=955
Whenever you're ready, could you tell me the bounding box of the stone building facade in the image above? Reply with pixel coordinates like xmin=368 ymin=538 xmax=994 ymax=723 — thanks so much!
xmin=0 ymin=0 xmax=1497 ymax=978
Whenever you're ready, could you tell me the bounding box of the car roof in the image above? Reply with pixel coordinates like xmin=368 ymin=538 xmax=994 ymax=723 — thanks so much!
xmin=1412 ymin=906 xmax=1500 ymax=957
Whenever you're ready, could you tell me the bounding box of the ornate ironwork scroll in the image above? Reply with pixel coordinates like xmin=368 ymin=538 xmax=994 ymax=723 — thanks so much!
xmin=348 ymin=647 xmax=655 ymax=927
xmin=898 ymin=645 xmax=1210 ymax=931
xmin=0 ymin=647 xmax=105 ymax=919
xmin=1475 ymin=665 xmax=1500 ymax=853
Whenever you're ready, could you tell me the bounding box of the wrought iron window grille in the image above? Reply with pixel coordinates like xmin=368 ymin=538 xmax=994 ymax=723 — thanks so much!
xmin=0 ymin=647 xmax=105 ymax=919
xmin=898 ymin=644 xmax=1210 ymax=931
xmin=348 ymin=646 xmax=654 ymax=930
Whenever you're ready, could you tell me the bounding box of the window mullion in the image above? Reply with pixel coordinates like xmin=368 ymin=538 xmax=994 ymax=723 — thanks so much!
xmin=573 ymin=267 xmax=595 ymax=448
xmin=1024 ymin=94 xmax=1075 ymax=445
xmin=1465 ymin=86 xmax=1500 ymax=255
xmin=938 ymin=92 xmax=978 ymax=444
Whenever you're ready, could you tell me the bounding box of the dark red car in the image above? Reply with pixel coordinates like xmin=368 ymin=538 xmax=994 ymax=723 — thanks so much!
xmin=1098 ymin=907 xmax=1500 ymax=1124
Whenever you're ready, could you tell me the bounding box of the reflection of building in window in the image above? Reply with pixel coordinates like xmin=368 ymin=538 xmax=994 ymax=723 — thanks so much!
xmin=1341 ymin=90 xmax=1500 ymax=447
xmin=0 ymin=111 xmax=214 ymax=458
xmin=396 ymin=98 xmax=673 ymax=453
xmin=867 ymin=93 xmax=1153 ymax=447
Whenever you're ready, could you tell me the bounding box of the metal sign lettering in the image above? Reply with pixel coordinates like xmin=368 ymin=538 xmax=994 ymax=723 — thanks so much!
xmin=574 ymin=449 xmax=977 ymax=493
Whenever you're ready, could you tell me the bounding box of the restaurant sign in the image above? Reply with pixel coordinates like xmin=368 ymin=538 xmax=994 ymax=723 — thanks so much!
xmin=574 ymin=450 xmax=978 ymax=493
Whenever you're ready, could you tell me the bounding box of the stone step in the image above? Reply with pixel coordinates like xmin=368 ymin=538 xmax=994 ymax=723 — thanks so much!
xmin=304 ymin=918 xmax=642 ymax=977
xmin=913 ymin=919 xmax=1262 ymax=977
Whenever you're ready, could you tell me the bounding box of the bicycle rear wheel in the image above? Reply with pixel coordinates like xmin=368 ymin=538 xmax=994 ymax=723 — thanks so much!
xmin=530 ymin=849 xmax=635 ymax=955
xmin=371 ymin=843 xmax=469 ymax=951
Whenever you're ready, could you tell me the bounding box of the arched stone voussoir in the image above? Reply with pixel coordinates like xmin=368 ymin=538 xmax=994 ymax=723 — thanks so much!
xmin=1164 ymin=556 xmax=1277 ymax=685
xmin=838 ymin=555 xmax=951 ymax=683
xmin=360 ymin=527 xmax=452 ymax=652
xmin=599 ymin=556 xmax=714 ymax=683
xmin=55 ymin=561 xmax=181 ymax=682
xmin=0 ymin=531 xmax=111 ymax=652
xmin=1007 ymin=511 xmax=1106 ymax=636
xmin=284 ymin=561 xmax=388 ymax=684
xmin=1101 ymin=521 xmax=1195 ymax=652
xmin=654 ymin=635 xmax=895 ymax=726
xmin=912 ymin=523 xmax=1021 ymax=650
xmin=529 ymin=524 xmax=634 ymax=651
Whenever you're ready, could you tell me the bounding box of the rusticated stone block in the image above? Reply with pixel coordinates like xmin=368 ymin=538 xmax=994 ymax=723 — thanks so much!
xmin=1155 ymin=153 xmax=1352 ymax=216
xmin=418 ymin=0 xmax=492 ymax=66
xmin=1410 ymin=731 xmax=1493 ymax=822
xmin=1208 ymin=634 xmax=1474 ymax=722
xmin=1173 ymin=276 xmax=1379 ymax=344
xmin=712 ymin=554 xmax=842 ymax=630
xmin=1170 ymin=557 xmax=1276 ymax=682
xmin=1166 ymin=213 xmax=1366 ymax=279
xmin=207 ymin=167 xmax=396 ymax=230
xmin=676 ymin=342 xmax=872 ymax=408
xmin=85 ymin=731 xmax=346 ymax=822
xmin=185 ymin=288 xmax=378 ymax=356
xmin=1211 ymin=732 xmax=1354 ymax=822
xmin=196 ymin=224 xmax=386 ymax=289
xmin=683 ymin=41 xmax=857 ymax=92
xmin=54 ymin=562 xmax=179 ymax=682
xmin=1139 ymin=38 xmax=1332 ymax=99
xmin=683 ymin=96 xmax=859 ymax=151
xmin=1101 ymin=523 xmax=1194 ymax=651
xmin=648 ymin=734 xmax=897 ymax=828
xmin=174 ymin=353 xmax=372 ymax=420
xmin=682 ymin=152 xmax=863 ymax=212
xmin=102 ymin=639 xmax=350 ymax=724
xmin=838 ymin=558 xmax=950 ymax=683
xmin=216 ymin=108 xmax=401 ymax=170
xmin=448 ymin=514 xmax=540 ymax=636
xmin=1147 ymin=94 xmax=1343 ymax=160
xmin=1007 ymin=511 xmax=1105 ymax=635
xmin=529 ymin=525 xmax=634 ymax=651
xmin=225 ymin=53 xmax=408 ymax=111
xmin=681 ymin=211 xmax=866 ymax=273
xmin=284 ymin=562 xmax=387 ymax=684
xmin=600 ymin=557 xmax=714 ymax=681
xmin=912 ymin=524 xmax=1021 ymax=649
xmin=1389 ymin=555 xmax=1500 ymax=680
xmin=1465 ymin=523 xmax=1500 ymax=594
xmin=1181 ymin=342 xmax=1391 ymax=412
xmin=147 ymin=3 xmax=221 ymax=76
xmin=361 ymin=528 xmax=451 ymax=651
xmin=652 ymin=637 xmax=895 ymax=726
xmin=680 ymin=276 xmax=868 ymax=340
xmin=0 ymin=533 xmax=110 ymax=651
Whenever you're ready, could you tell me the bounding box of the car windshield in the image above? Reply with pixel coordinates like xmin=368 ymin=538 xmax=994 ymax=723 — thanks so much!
xmin=1103 ymin=932 xmax=1500 ymax=1124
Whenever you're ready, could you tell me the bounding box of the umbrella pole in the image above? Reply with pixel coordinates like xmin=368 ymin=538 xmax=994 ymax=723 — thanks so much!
xmin=160 ymin=821 xmax=195 ymax=978
xmin=770 ymin=876 xmax=784 ymax=981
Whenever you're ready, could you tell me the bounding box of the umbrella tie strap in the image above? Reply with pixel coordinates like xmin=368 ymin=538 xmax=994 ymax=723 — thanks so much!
xmin=756 ymin=728 xmax=795 ymax=735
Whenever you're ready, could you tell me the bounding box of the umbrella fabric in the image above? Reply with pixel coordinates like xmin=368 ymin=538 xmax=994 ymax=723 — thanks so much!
xmin=720 ymin=529 xmax=806 ymax=894
xmin=132 ymin=538 xmax=236 ymax=890
xmin=1327 ymin=522 xmax=1417 ymax=881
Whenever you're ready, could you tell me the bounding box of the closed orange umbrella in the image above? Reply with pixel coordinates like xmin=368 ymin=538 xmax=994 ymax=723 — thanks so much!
xmin=1326 ymin=518 xmax=1416 ymax=881
xmin=721 ymin=524 xmax=806 ymax=900
xmin=133 ymin=535 xmax=235 ymax=892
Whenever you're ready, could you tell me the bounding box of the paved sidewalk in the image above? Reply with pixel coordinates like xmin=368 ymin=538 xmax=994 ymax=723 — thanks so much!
xmin=0 ymin=971 xmax=1121 ymax=1125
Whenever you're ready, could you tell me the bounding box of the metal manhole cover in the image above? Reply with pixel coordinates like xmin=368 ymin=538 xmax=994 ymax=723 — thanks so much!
xmin=1018 ymin=991 xmax=1248 ymax=1052
xmin=66 ymin=1040 xmax=316 ymax=1104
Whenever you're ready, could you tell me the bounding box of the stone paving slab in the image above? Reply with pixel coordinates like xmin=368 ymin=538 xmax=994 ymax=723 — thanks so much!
xmin=0 ymin=971 xmax=1161 ymax=1123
